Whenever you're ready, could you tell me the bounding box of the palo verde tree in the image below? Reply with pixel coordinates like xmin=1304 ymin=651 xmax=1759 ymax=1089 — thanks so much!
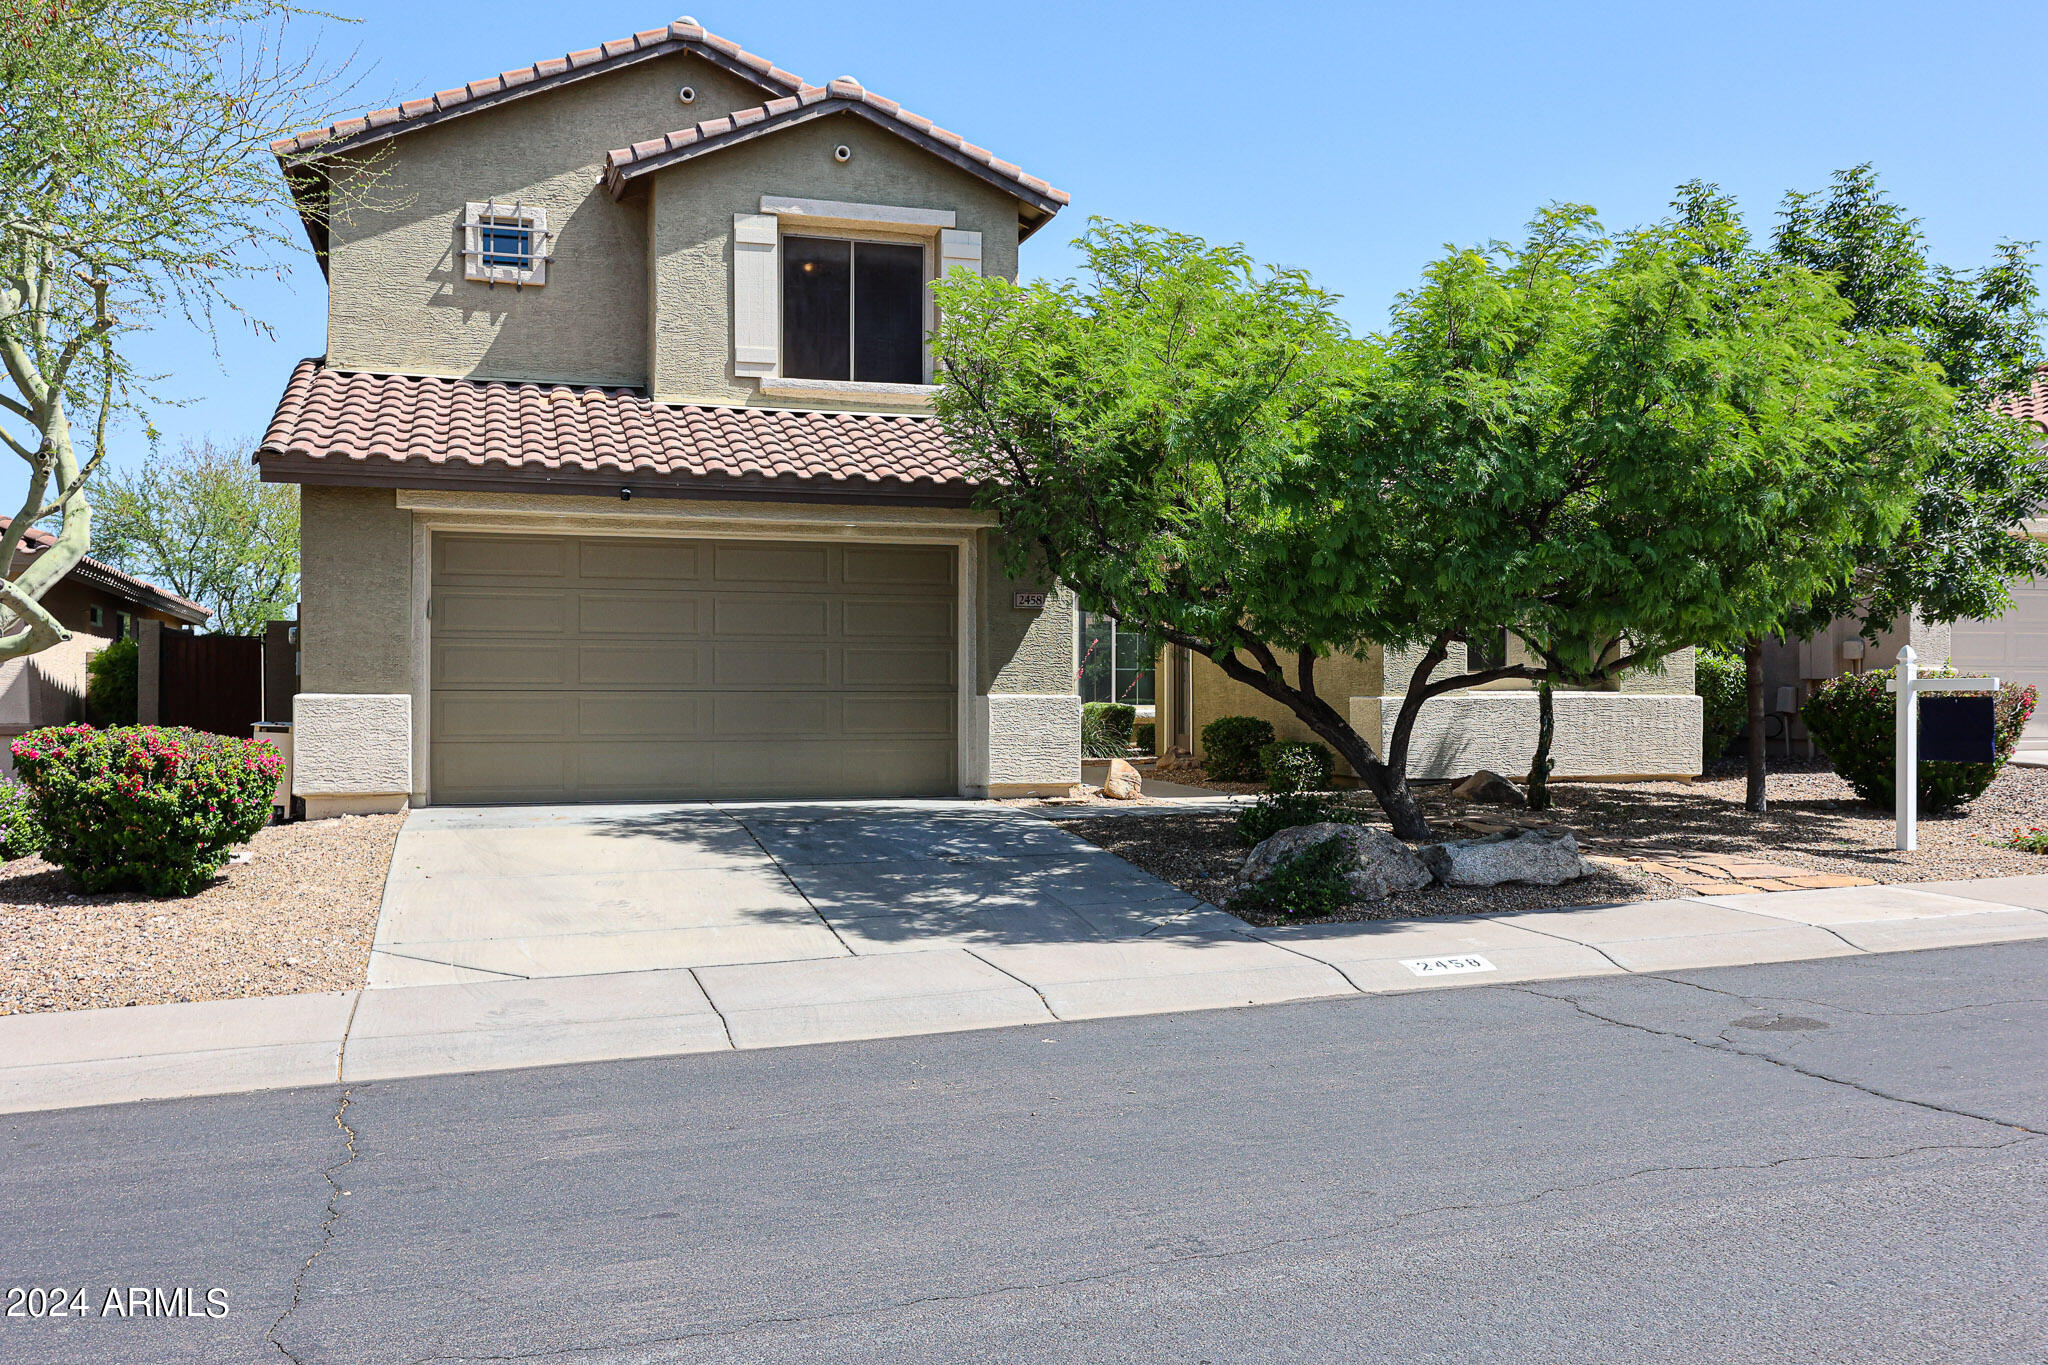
xmin=0 ymin=0 xmax=356 ymax=660
xmin=1708 ymin=167 xmax=2048 ymax=810
xmin=935 ymin=217 xmax=1947 ymax=838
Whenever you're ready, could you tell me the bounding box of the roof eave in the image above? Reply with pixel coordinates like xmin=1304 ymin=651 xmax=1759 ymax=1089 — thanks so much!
xmin=604 ymin=99 xmax=1068 ymax=226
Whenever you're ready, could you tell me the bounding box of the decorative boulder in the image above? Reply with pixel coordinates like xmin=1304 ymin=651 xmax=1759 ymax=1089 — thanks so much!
xmin=1451 ymin=769 xmax=1527 ymax=808
xmin=1419 ymin=829 xmax=1592 ymax=887
xmin=1236 ymin=823 xmax=1433 ymax=902
xmin=1101 ymin=758 xmax=1143 ymax=801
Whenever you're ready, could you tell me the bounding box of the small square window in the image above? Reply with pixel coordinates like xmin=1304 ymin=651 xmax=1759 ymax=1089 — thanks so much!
xmin=463 ymin=201 xmax=549 ymax=286
xmin=88 ymin=604 xmax=104 ymax=629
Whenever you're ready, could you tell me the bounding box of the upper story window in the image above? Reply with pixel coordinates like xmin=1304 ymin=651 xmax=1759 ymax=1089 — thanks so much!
xmin=462 ymin=201 xmax=550 ymax=287
xmin=88 ymin=604 xmax=104 ymax=630
xmin=780 ymin=235 xmax=925 ymax=385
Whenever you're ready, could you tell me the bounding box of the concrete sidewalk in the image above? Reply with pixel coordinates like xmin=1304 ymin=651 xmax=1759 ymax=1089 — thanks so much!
xmin=4 ymin=873 xmax=2048 ymax=1115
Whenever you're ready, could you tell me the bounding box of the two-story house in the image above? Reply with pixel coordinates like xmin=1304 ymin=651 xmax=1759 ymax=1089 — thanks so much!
xmin=261 ymin=18 xmax=1079 ymax=816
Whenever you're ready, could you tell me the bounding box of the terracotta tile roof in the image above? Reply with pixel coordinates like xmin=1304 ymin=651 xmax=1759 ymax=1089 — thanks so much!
xmin=1 ymin=518 xmax=211 ymax=625
xmin=257 ymin=361 xmax=975 ymax=505
xmin=1993 ymin=365 xmax=2048 ymax=434
xmin=270 ymin=17 xmax=802 ymax=159
xmin=603 ymin=76 xmax=1068 ymax=217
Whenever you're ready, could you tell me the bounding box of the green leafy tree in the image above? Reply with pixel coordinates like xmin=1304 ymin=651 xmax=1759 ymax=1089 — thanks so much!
xmin=94 ymin=437 xmax=298 ymax=632
xmin=0 ymin=0 xmax=356 ymax=660
xmin=1699 ymin=167 xmax=2047 ymax=811
xmin=935 ymin=217 xmax=1947 ymax=838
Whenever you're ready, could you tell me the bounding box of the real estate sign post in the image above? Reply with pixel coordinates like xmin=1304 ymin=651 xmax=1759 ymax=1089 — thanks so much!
xmin=1886 ymin=646 xmax=1999 ymax=851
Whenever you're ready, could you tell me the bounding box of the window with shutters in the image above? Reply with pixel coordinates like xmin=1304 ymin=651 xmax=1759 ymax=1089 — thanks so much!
xmin=780 ymin=235 xmax=926 ymax=384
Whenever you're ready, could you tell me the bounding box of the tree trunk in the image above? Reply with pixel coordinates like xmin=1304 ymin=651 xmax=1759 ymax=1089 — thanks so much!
xmin=1744 ymin=634 xmax=1768 ymax=814
xmin=1526 ymin=678 xmax=1555 ymax=811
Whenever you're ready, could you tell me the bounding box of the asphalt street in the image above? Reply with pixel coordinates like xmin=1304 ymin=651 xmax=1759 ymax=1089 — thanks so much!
xmin=2 ymin=940 xmax=2043 ymax=1364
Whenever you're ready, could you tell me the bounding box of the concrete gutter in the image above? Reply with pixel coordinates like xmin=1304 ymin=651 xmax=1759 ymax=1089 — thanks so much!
xmin=4 ymin=875 xmax=2047 ymax=1116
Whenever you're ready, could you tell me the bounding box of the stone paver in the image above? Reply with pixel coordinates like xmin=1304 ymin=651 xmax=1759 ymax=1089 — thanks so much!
xmin=694 ymin=948 xmax=1052 ymax=1048
xmin=1495 ymin=899 xmax=1861 ymax=972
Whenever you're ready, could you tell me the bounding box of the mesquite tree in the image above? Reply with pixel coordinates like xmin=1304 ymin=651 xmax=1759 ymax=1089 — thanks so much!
xmin=935 ymin=217 xmax=1946 ymax=839
xmin=0 ymin=0 xmax=355 ymax=659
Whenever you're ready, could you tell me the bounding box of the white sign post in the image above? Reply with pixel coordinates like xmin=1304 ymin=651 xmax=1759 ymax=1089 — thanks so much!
xmin=1885 ymin=645 xmax=1998 ymax=851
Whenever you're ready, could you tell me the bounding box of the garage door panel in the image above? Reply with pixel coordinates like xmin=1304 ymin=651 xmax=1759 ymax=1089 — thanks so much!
xmin=844 ymin=545 xmax=952 ymax=585
xmin=712 ymin=645 xmax=829 ymax=688
xmin=578 ymin=645 xmax=702 ymax=688
xmin=1952 ymin=577 xmax=2048 ymax=741
xmin=431 ymin=533 xmax=957 ymax=803
xmin=435 ymin=693 xmax=567 ymax=740
xmin=714 ymin=693 xmax=830 ymax=737
xmin=437 ymin=590 xmax=570 ymax=635
xmin=579 ymin=539 xmax=702 ymax=581
xmin=845 ymin=647 xmax=953 ymax=688
xmin=715 ymin=544 xmax=828 ymax=584
xmin=713 ymin=594 xmax=830 ymax=637
xmin=842 ymin=695 xmax=954 ymax=737
xmin=439 ymin=535 xmax=568 ymax=578
xmin=577 ymin=594 xmax=701 ymax=636
xmin=843 ymin=597 xmax=954 ymax=639
xmin=436 ymin=644 xmax=572 ymax=688
xmin=577 ymin=693 xmax=704 ymax=738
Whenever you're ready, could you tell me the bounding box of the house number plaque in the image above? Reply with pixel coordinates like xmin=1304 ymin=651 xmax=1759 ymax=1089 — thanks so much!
xmin=1012 ymin=591 xmax=1048 ymax=610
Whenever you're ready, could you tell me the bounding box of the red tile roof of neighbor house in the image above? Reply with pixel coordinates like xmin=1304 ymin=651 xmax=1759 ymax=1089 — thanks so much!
xmin=257 ymin=361 xmax=976 ymax=505
xmin=269 ymin=18 xmax=803 ymax=158
xmin=0 ymin=519 xmax=210 ymax=625
xmin=1993 ymin=366 xmax=2048 ymax=433
xmin=601 ymin=77 xmax=1069 ymax=217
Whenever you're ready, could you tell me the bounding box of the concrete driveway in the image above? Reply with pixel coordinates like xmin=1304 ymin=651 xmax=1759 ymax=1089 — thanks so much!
xmin=368 ymin=800 xmax=1239 ymax=988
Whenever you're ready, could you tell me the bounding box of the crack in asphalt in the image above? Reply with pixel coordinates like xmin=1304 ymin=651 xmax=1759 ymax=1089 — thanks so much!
xmin=394 ymin=1131 xmax=2040 ymax=1364
xmin=267 ymin=1088 xmax=358 ymax=1364
xmin=1509 ymin=983 xmax=2046 ymax=1137
xmin=1644 ymin=968 xmax=2048 ymax=1021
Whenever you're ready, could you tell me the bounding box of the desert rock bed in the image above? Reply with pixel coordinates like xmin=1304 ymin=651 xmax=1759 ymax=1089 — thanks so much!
xmin=1052 ymin=762 xmax=2048 ymax=926
xmin=0 ymin=812 xmax=403 ymax=1015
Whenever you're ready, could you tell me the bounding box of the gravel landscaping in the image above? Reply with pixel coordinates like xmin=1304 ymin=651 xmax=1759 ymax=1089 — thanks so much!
xmin=1051 ymin=761 xmax=2048 ymax=926
xmin=0 ymin=813 xmax=403 ymax=1015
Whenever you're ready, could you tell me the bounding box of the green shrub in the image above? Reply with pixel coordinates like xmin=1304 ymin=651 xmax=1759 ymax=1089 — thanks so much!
xmin=1200 ymin=715 xmax=1275 ymax=781
xmin=11 ymin=725 xmax=282 ymax=895
xmin=1801 ymin=667 xmax=2038 ymax=813
xmin=1236 ymin=790 xmax=1360 ymax=845
xmin=1081 ymin=701 xmax=1137 ymax=758
xmin=1229 ymin=835 xmax=1354 ymax=919
xmin=86 ymin=637 xmax=139 ymax=727
xmin=1259 ymin=739 xmax=1335 ymax=792
xmin=1132 ymin=719 xmax=1156 ymax=755
xmin=1695 ymin=647 xmax=1747 ymax=764
xmin=0 ymin=782 xmax=43 ymax=860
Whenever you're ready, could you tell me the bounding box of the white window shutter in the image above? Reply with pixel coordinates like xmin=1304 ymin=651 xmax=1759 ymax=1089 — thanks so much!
xmin=732 ymin=212 xmax=779 ymax=376
xmin=938 ymin=228 xmax=982 ymax=279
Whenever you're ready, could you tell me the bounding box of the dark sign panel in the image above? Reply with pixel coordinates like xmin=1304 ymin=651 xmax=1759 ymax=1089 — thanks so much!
xmin=1919 ymin=695 xmax=1996 ymax=764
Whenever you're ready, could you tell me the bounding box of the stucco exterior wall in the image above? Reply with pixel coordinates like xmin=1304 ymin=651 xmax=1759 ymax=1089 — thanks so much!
xmin=1185 ymin=647 xmax=1379 ymax=772
xmin=978 ymin=534 xmax=1073 ymax=696
xmin=323 ymin=52 xmax=769 ymax=388
xmin=1350 ymin=691 xmax=1703 ymax=780
xmin=300 ymin=486 xmax=414 ymax=695
xmin=646 ymin=112 xmax=1024 ymax=407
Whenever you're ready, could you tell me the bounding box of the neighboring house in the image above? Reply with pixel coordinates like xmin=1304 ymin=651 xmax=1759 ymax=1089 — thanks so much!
xmin=260 ymin=19 xmax=1078 ymax=815
xmin=0 ymin=518 xmax=211 ymax=771
xmin=1760 ymin=371 xmax=2048 ymax=754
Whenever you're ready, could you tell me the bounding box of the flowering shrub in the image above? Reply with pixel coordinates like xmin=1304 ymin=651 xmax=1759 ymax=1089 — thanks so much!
xmin=1801 ymin=668 xmax=2038 ymax=813
xmin=0 ymin=781 xmax=43 ymax=860
xmin=11 ymin=725 xmax=281 ymax=895
xmin=2008 ymin=826 xmax=2048 ymax=855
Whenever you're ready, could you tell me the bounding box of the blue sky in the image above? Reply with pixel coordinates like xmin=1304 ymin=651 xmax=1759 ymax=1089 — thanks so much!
xmin=96 ymin=0 xmax=2048 ymax=479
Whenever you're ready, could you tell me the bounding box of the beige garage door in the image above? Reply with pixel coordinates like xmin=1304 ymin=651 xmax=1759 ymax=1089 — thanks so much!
xmin=430 ymin=533 xmax=958 ymax=803
xmin=1952 ymin=573 xmax=2048 ymax=743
